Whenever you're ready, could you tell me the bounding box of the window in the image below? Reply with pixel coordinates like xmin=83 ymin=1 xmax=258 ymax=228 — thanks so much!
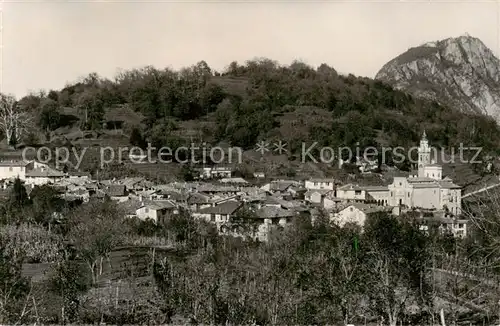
xmin=9 ymin=167 xmax=12 ymax=172
xmin=458 ymin=223 xmax=464 ymax=228
xmin=210 ymin=214 xmax=215 ymax=222
xmin=350 ymin=207 xmax=354 ymax=212
xmin=354 ymin=190 xmax=361 ymax=195
xmin=408 ymin=192 xmax=410 ymax=197
xmin=399 ymin=182 xmax=402 ymax=186
xmin=390 ymin=191 xmax=393 ymax=196
xmin=145 ymin=208 xmax=149 ymax=213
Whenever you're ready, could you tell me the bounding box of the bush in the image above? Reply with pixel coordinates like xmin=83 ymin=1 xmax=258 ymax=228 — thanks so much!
xmin=0 ymin=224 xmax=64 ymax=263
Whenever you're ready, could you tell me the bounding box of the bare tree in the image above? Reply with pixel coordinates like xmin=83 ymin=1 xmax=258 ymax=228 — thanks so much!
xmin=68 ymin=200 xmax=128 ymax=284
xmin=0 ymin=93 xmax=33 ymax=146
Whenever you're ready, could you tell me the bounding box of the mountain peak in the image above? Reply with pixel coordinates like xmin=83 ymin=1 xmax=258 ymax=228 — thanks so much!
xmin=376 ymin=35 xmax=500 ymax=122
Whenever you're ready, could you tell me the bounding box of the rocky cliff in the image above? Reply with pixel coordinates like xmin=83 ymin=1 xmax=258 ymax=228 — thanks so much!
xmin=375 ymin=35 xmax=500 ymax=122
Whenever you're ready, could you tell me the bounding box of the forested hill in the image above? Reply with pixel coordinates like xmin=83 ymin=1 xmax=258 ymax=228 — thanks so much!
xmin=21 ymin=59 xmax=500 ymax=156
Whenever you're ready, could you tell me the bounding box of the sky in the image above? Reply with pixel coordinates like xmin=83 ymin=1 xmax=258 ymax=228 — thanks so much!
xmin=2 ymin=0 xmax=499 ymax=98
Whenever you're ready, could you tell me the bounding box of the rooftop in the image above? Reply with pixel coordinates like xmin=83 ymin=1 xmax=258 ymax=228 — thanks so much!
xmin=338 ymin=184 xmax=363 ymax=191
xmin=198 ymin=200 xmax=242 ymax=215
xmin=141 ymin=200 xmax=177 ymax=211
xmin=0 ymin=160 xmax=30 ymax=167
xmin=26 ymin=168 xmax=65 ymax=178
xmin=256 ymin=206 xmax=295 ymax=219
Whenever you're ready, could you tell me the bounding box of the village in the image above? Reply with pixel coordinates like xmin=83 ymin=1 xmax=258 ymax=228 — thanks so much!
xmin=0 ymin=131 xmax=468 ymax=242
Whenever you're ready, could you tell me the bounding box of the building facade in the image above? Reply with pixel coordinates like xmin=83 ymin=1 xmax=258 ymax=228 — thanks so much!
xmin=387 ymin=131 xmax=462 ymax=215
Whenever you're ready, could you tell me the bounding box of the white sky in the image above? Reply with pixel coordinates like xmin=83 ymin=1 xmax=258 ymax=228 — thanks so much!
xmin=2 ymin=0 xmax=499 ymax=98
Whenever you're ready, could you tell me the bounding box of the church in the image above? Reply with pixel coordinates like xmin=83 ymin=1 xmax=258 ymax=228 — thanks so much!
xmin=386 ymin=131 xmax=462 ymax=215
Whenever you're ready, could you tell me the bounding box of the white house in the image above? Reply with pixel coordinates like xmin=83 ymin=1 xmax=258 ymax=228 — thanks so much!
xmin=305 ymin=178 xmax=335 ymax=191
xmin=135 ymin=200 xmax=178 ymax=224
xmin=192 ymin=200 xmax=243 ymax=227
xmin=332 ymin=203 xmax=394 ymax=228
xmin=336 ymin=184 xmax=367 ymax=202
xmin=0 ymin=160 xmax=31 ymax=180
xmin=68 ymin=171 xmax=91 ymax=182
xmin=199 ymin=166 xmax=232 ymax=179
xmin=305 ymin=189 xmax=333 ymax=204
xmin=25 ymin=166 xmax=66 ymax=186
xmin=419 ymin=216 xmax=468 ymax=238
xmin=438 ymin=218 xmax=468 ymax=238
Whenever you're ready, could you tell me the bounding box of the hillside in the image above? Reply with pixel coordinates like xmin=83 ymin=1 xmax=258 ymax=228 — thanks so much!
xmin=376 ymin=35 xmax=500 ymax=122
xmin=11 ymin=58 xmax=500 ymax=183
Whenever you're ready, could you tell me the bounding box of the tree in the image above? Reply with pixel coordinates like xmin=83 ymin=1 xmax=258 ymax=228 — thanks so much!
xmin=363 ymin=213 xmax=431 ymax=326
xmin=49 ymin=259 xmax=90 ymax=323
xmin=30 ymin=185 xmax=65 ymax=229
xmin=0 ymin=93 xmax=33 ymax=146
xmin=8 ymin=178 xmax=30 ymax=209
xmin=38 ymin=99 xmax=61 ymax=132
xmin=67 ymin=200 xmax=129 ymax=284
xmin=129 ymin=127 xmax=147 ymax=149
xmin=0 ymin=234 xmax=30 ymax=323
xmin=75 ymin=89 xmax=104 ymax=130
xmin=179 ymin=165 xmax=195 ymax=182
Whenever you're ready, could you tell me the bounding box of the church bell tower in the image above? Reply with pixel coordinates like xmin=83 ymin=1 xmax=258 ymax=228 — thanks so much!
xmin=418 ymin=130 xmax=430 ymax=177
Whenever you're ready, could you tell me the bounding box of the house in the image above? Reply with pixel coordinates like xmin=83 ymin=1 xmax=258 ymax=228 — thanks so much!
xmin=25 ymin=166 xmax=65 ymax=186
xmin=332 ymin=203 xmax=394 ymax=228
xmin=192 ymin=200 xmax=243 ymax=227
xmin=159 ymin=190 xmax=188 ymax=202
xmin=252 ymin=206 xmax=297 ymax=241
xmin=103 ymin=184 xmax=128 ymax=202
xmin=134 ymin=189 xmax=160 ymax=201
xmin=120 ymin=199 xmax=143 ymax=218
xmin=119 ymin=177 xmax=154 ymax=192
xmin=418 ymin=215 xmax=468 ymax=238
xmin=261 ymin=180 xmax=300 ymax=195
xmin=288 ymin=186 xmax=307 ymax=199
xmin=0 ymin=160 xmax=31 ymax=180
xmin=305 ymin=189 xmax=342 ymax=209
xmin=68 ymin=171 xmax=91 ymax=181
xmin=253 ymin=172 xmax=265 ymax=179
xmin=305 ymin=189 xmax=333 ymax=204
xmin=336 ymin=184 xmax=367 ymax=202
xmin=198 ymin=166 xmax=232 ymax=179
xmin=62 ymin=187 xmax=90 ymax=202
xmin=135 ymin=200 xmax=178 ymax=224
xmin=304 ymin=178 xmax=336 ymax=191
xmin=323 ymin=197 xmax=343 ymax=210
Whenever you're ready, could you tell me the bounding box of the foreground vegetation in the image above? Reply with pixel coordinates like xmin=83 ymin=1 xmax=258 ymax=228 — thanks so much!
xmin=0 ymin=180 xmax=498 ymax=324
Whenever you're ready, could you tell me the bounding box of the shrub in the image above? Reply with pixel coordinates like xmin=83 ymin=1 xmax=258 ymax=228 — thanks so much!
xmin=0 ymin=224 xmax=64 ymax=263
